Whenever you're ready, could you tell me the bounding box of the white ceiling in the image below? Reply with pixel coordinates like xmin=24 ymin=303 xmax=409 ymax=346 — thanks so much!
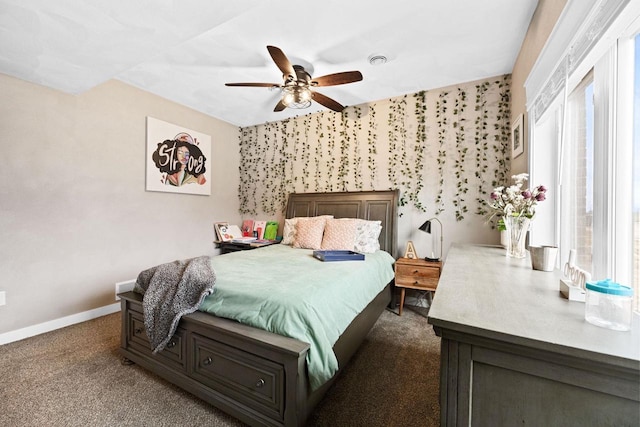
xmin=0 ymin=0 xmax=539 ymax=127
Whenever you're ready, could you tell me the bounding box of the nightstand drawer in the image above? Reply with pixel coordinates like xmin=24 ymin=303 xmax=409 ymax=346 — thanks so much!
xmin=395 ymin=264 xmax=439 ymax=288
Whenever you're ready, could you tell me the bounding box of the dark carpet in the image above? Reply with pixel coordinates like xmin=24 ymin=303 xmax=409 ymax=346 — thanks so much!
xmin=0 ymin=307 xmax=440 ymax=426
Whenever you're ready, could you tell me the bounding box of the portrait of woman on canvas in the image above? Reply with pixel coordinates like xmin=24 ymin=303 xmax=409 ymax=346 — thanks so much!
xmin=151 ymin=132 xmax=207 ymax=187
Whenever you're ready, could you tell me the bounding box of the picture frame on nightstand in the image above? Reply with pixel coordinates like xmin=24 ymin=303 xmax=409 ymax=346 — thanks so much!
xmin=214 ymin=222 xmax=229 ymax=242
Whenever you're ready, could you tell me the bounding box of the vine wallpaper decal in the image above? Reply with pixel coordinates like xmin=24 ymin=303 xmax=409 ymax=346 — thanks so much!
xmin=238 ymin=75 xmax=511 ymax=222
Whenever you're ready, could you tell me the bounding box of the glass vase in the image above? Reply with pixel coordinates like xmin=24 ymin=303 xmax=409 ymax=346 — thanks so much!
xmin=504 ymin=215 xmax=530 ymax=258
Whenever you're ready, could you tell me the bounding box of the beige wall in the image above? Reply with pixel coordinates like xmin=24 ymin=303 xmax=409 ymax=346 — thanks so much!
xmin=510 ymin=0 xmax=568 ymax=175
xmin=0 ymin=75 xmax=241 ymax=334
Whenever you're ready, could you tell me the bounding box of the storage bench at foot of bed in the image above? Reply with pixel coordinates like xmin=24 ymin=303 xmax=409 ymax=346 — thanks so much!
xmin=119 ymin=281 xmax=391 ymax=427
xmin=119 ymin=291 xmax=310 ymax=427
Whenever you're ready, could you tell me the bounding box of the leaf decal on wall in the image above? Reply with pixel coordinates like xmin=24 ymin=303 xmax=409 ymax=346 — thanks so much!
xmin=237 ymin=75 xmax=512 ymax=221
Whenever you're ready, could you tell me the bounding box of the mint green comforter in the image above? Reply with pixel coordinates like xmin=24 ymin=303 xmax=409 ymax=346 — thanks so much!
xmin=198 ymin=244 xmax=395 ymax=390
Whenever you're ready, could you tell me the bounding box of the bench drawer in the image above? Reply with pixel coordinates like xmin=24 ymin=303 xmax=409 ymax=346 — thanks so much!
xmin=125 ymin=310 xmax=186 ymax=371
xmin=189 ymin=333 xmax=285 ymax=421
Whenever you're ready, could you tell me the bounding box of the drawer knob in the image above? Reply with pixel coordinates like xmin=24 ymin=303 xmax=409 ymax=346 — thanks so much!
xmin=413 ymin=270 xmax=419 ymax=274
xmin=203 ymin=357 xmax=212 ymax=366
xmin=134 ymin=327 xmax=144 ymax=335
xmin=255 ymin=379 xmax=265 ymax=388
xmin=166 ymin=341 xmax=176 ymax=349
xmin=413 ymin=281 xmax=419 ymax=285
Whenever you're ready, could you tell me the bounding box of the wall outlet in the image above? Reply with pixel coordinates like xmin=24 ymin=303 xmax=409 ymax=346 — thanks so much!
xmin=0 ymin=291 xmax=6 ymax=306
xmin=115 ymin=280 xmax=136 ymax=301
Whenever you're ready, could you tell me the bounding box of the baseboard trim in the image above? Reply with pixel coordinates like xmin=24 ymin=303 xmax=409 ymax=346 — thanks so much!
xmin=0 ymin=302 xmax=120 ymax=345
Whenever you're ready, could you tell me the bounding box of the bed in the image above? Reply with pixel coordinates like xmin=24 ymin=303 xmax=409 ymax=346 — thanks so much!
xmin=119 ymin=190 xmax=399 ymax=427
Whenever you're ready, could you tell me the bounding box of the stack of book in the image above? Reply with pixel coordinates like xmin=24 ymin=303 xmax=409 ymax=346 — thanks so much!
xmin=231 ymin=236 xmax=257 ymax=243
xmin=214 ymin=220 xmax=279 ymax=243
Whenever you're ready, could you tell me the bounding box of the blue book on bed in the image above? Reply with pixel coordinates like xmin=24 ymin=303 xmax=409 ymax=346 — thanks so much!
xmin=312 ymin=250 xmax=365 ymax=262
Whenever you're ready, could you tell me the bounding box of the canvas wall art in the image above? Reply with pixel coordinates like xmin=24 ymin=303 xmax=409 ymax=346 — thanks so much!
xmin=511 ymin=113 xmax=524 ymax=158
xmin=146 ymin=117 xmax=211 ymax=195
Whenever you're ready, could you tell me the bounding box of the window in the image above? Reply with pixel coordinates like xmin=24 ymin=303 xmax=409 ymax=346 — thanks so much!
xmin=561 ymin=71 xmax=594 ymax=274
xmin=528 ymin=5 xmax=640 ymax=311
xmin=633 ymin=33 xmax=640 ymax=308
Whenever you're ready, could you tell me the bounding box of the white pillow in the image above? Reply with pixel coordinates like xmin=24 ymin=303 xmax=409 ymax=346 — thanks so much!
xmin=282 ymin=215 xmax=333 ymax=245
xmin=354 ymin=220 xmax=382 ymax=253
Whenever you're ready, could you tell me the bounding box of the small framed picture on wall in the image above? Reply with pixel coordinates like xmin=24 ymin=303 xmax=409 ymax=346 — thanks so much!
xmin=511 ymin=113 xmax=524 ymax=158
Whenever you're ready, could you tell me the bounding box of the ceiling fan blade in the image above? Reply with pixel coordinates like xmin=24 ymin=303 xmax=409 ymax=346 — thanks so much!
xmin=274 ymin=99 xmax=287 ymax=112
xmin=225 ymin=82 xmax=280 ymax=87
xmin=311 ymin=71 xmax=363 ymax=87
xmin=267 ymin=45 xmax=295 ymax=79
xmin=312 ymin=91 xmax=345 ymax=112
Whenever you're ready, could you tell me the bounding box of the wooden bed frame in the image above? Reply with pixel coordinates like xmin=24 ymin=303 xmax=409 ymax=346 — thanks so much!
xmin=119 ymin=190 xmax=399 ymax=427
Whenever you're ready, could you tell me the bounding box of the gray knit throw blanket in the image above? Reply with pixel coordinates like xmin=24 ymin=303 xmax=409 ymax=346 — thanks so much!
xmin=133 ymin=256 xmax=216 ymax=354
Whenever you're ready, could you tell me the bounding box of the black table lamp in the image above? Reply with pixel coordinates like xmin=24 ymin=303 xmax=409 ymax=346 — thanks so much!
xmin=419 ymin=218 xmax=443 ymax=262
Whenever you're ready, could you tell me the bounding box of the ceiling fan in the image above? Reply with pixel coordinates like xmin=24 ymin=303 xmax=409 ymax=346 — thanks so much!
xmin=225 ymin=45 xmax=363 ymax=113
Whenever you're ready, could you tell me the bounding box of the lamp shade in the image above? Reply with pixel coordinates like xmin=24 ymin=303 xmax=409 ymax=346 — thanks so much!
xmin=419 ymin=220 xmax=432 ymax=233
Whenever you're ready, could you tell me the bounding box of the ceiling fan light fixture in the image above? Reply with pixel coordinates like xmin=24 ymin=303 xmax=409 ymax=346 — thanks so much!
xmin=226 ymin=46 xmax=361 ymax=113
xmin=282 ymin=86 xmax=312 ymax=109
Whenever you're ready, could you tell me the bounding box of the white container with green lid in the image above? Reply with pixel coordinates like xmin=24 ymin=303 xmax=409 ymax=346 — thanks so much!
xmin=584 ymin=279 xmax=633 ymax=331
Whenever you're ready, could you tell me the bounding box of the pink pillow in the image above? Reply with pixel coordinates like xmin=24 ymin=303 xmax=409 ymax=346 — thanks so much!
xmin=282 ymin=215 xmax=333 ymax=245
xmin=293 ymin=217 xmax=327 ymax=249
xmin=321 ymin=218 xmax=360 ymax=250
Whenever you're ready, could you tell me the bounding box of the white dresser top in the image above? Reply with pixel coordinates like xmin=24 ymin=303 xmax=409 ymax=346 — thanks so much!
xmin=428 ymin=243 xmax=640 ymax=369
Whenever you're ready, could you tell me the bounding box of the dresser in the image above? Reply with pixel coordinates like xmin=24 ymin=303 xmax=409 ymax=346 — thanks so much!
xmin=428 ymin=244 xmax=640 ymax=426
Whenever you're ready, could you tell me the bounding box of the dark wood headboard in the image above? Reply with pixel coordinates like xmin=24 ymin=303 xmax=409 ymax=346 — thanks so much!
xmin=285 ymin=190 xmax=399 ymax=258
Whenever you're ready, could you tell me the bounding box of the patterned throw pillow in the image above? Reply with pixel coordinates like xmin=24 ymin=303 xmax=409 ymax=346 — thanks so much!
xmin=321 ymin=218 xmax=361 ymax=251
xmin=292 ymin=217 xmax=328 ymax=250
xmin=354 ymin=220 xmax=382 ymax=253
xmin=282 ymin=215 xmax=333 ymax=245
xmin=282 ymin=218 xmax=298 ymax=245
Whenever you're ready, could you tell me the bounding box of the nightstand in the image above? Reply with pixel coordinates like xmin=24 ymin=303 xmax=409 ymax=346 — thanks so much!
xmin=394 ymin=257 xmax=442 ymax=315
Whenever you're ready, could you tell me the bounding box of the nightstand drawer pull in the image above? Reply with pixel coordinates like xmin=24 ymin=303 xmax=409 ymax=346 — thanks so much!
xmin=134 ymin=327 xmax=144 ymax=335
xmin=166 ymin=340 xmax=176 ymax=349
xmin=203 ymin=357 xmax=212 ymax=366
xmin=413 ymin=270 xmax=419 ymax=274
xmin=255 ymin=378 xmax=265 ymax=388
